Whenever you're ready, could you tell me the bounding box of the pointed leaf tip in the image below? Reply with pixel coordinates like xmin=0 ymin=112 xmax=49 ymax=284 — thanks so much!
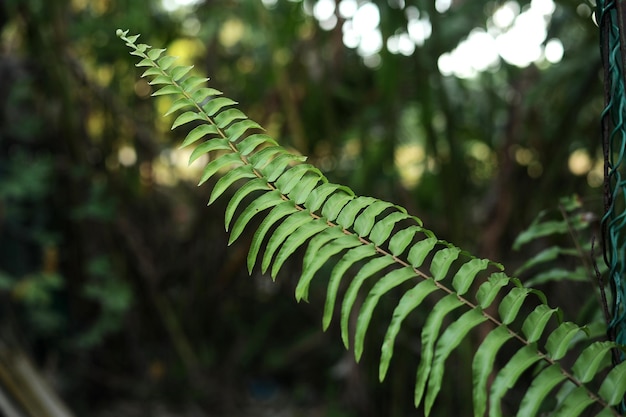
xmin=125 ymin=34 xmax=140 ymax=44
xmin=171 ymin=111 xmax=204 ymax=130
xmin=148 ymin=48 xmax=167 ymax=61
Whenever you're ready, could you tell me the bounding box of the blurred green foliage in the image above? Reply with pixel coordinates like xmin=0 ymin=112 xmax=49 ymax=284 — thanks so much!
xmin=0 ymin=0 xmax=608 ymax=416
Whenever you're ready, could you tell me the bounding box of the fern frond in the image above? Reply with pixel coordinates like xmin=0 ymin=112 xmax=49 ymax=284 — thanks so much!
xmin=117 ymin=30 xmax=625 ymax=417
xmin=512 ymin=195 xmax=605 ymax=288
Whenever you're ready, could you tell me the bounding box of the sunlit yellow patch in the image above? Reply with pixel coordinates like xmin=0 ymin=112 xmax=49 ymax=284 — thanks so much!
xmin=466 ymin=141 xmax=496 ymax=182
xmin=395 ymin=143 xmax=426 ymax=189
xmin=71 ymin=0 xmax=88 ymax=12
xmin=168 ymin=38 xmax=206 ymax=66
xmin=171 ymin=148 xmax=209 ymax=180
xmin=155 ymin=97 xmax=175 ymax=134
xmin=153 ymin=159 xmax=177 ymax=186
xmin=95 ymin=65 xmax=112 ymax=87
xmin=344 ymin=138 xmax=361 ymax=158
xmin=94 ymin=0 xmax=111 ymax=14
xmin=514 ymin=146 xmax=534 ymax=166
xmin=219 ymin=18 xmax=245 ymax=49
xmin=118 ymin=145 xmax=137 ymax=167
xmin=468 ymin=141 xmax=491 ymax=161
xmin=510 ymin=145 xmax=543 ymax=178
xmin=568 ymin=149 xmax=592 ymax=176
xmin=87 ymin=111 xmax=105 ymax=140
xmin=152 ymin=147 xmax=211 ymax=186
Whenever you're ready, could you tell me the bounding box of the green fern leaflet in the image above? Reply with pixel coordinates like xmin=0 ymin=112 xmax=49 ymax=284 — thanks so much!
xmin=117 ymin=29 xmax=626 ymax=417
